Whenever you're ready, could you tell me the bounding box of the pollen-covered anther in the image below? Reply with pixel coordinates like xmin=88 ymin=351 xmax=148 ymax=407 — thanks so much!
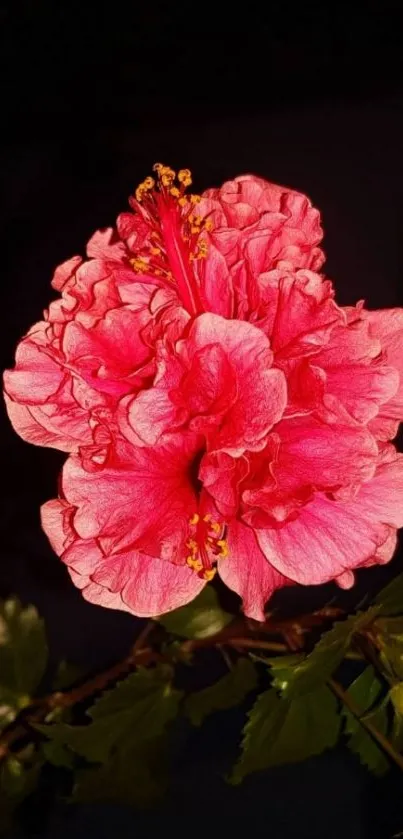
xmin=202 ymin=569 xmax=217 ymax=582
xmin=130 ymin=257 xmax=149 ymax=272
xmin=186 ymin=512 xmax=227 ymax=580
xmin=186 ymin=556 xmax=203 ymax=572
xmin=152 ymin=164 xmax=176 ymax=187
xmin=178 ymin=168 xmax=192 ymax=187
xmin=135 ymin=176 xmax=155 ymax=202
xmin=193 ymin=240 xmax=208 ymax=260
xmin=217 ymin=539 xmax=229 ymax=558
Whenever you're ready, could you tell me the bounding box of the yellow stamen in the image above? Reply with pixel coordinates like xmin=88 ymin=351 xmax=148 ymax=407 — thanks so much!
xmin=197 ymin=241 xmax=208 ymax=259
xmin=202 ymin=568 xmax=216 ymax=582
xmin=160 ymin=166 xmax=176 ymax=187
xmin=170 ymin=187 xmax=180 ymax=197
xmin=186 ymin=539 xmax=198 ymax=552
xmin=189 ymin=513 xmax=200 ymax=525
xmin=178 ymin=168 xmax=192 ymax=187
xmin=130 ymin=257 xmax=149 ymax=272
xmin=217 ymin=539 xmax=229 ymax=558
xmin=190 ymin=194 xmax=201 ymax=204
xmin=187 ymin=556 xmax=203 ymax=572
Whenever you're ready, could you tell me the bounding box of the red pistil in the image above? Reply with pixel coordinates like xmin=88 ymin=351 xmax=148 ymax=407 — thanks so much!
xmin=186 ymin=513 xmax=228 ymax=581
xmin=129 ymin=165 xmax=211 ymax=316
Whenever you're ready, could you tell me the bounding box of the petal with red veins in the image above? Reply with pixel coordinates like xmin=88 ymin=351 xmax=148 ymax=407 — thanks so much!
xmin=218 ymin=520 xmax=289 ymax=621
xmin=187 ymin=313 xmax=287 ymax=453
xmin=258 ymin=271 xmax=343 ymax=360
xmin=42 ymin=499 xmax=205 ymax=616
xmin=61 ymin=437 xmax=199 ymax=560
xmin=200 ymin=243 xmax=234 ymax=318
xmin=200 ymin=451 xmax=249 ymax=517
xmin=123 ymin=313 xmax=286 ymax=454
xmin=269 ymin=415 xmax=378 ymax=493
xmin=365 ymin=309 xmax=403 ymax=438
xmin=86 ymin=228 xmax=126 ymax=260
xmin=256 ymin=449 xmax=403 ymax=585
xmin=4 ymin=327 xmax=64 ymax=405
xmin=3 ymin=387 xmax=93 ymax=452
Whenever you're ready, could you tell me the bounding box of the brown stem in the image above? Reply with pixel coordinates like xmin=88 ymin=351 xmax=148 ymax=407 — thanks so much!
xmin=0 ymin=622 xmax=156 ymax=763
xmin=328 ymin=677 xmax=403 ymax=772
xmin=227 ymin=638 xmax=288 ymax=652
xmin=0 ymin=607 xmax=369 ymax=766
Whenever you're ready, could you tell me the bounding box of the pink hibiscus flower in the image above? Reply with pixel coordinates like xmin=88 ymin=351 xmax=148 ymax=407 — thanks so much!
xmin=5 ymin=164 xmax=403 ymax=619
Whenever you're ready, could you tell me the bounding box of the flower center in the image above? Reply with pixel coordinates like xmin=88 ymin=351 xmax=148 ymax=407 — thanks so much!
xmin=186 ymin=513 xmax=228 ymax=581
xmin=130 ymin=164 xmax=212 ymax=316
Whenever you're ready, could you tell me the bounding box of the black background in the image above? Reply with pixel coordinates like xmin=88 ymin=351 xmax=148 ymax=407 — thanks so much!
xmin=1 ymin=3 xmax=403 ymax=836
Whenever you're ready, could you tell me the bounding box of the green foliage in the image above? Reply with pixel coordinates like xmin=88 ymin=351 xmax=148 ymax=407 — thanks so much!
xmin=375 ymin=572 xmax=403 ymax=616
xmin=36 ymin=665 xmax=182 ymax=805
xmin=231 ymin=684 xmax=340 ymax=783
xmin=273 ymin=610 xmax=379 ymax=698
xmin=390 ymin=683 xmax=403 ymax=716
xmin=0 ymin=597 xmax=48 ymax=731
xmin=3 ymin=577 xmax=403 ymax=826
xmin=185 ymin=658 xmax=258 ymax=726
xmin=72 ymin=739 xmax=168 ymax=807
xmin=0 ymin=749 xmax=43 ymax=834
xmin=157 ymin=586 xmax=233 ymax=639
xmin=375 ymin=616 xmax=403 ymax=680
xmin=52 ymin=660 xmax=87 ymax=691
xmin=341 ymin=666 xmax=389 ymax=775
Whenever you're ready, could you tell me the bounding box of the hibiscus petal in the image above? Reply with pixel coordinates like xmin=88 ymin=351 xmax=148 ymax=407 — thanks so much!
xmin=218 ymin=520 xmax=289 ymax=621
xmin=200 ymin=243 xmax=234 ymax=318
xmin=270 ymin=414 xmax=378 ymax=492
xmin=365 ymin=309 xmax=403 ymax=438
xmin=258 ymin=271 xmax=343 ymax=360
xmin=42 ymin=492 xmax=205 ymax=617
xmin=61 ymin=438 xmax=198 ymax=560
xmin=188 ymin=313 xmax=287 ymax=453
xmin=4 ymin=330 xmax=64 ymax=405
xmin=3 ymin=391 xmax=93 ymax=452
xmin=256 ymin=449 xmax=403 ymax=585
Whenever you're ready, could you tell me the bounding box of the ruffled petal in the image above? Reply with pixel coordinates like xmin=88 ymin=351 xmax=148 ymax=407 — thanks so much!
xmin=218 ymin=520 xmax=289 ymax=621
xmin=257 ymin=449 xmax=403 ymax=585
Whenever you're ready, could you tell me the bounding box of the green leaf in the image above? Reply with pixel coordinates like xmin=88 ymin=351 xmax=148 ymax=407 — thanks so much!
xmin=231 ymin=684 xmax=339 ymax=783
xmin=0 ymin=752 xmax=42 ymax=834
xmin=390 ymin=683 xmax=403 ymax=716
xmin=277 ymin=610 xmax=379 ymax=698
xmin=42 ymin=738 xmax=76 ymax=769
xmin=0 ymin=597 xmax=48 ymax=731
xmin=72 ymin=738 xmax=168 ymax=807
xmin=391 ymin=710 xmax=403 ymax=752
xmin=374 ymin=573 xmax=403 ymax=616
xmin=52 ymin=660 xmax=86 ymax=691
xmin=185 ymin=658 xmax=258 ymax=726
xmin=157 ymin=586 xmax=233 ymax=639
xmin=342 ymin=665 xmax=389 ymax=776
xmin=375 ymin=618 xmax=403 ymax=680
xmin=36 ymin=665 xmax=182 ymax=764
